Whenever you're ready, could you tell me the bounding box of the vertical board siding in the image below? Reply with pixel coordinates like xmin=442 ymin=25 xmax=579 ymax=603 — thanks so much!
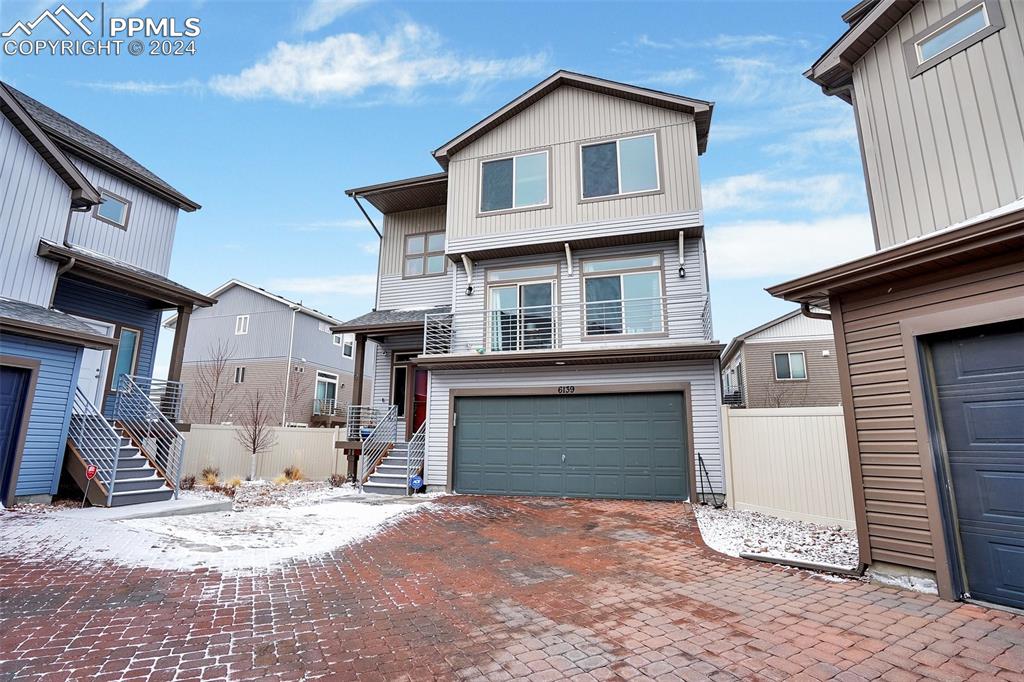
xmin=377 ymin=206 xmax=453 ymax=311
xmin=182 ymin=425 xmax=344 ymax=481
xmin=0 ymin=115 xmax=69 ymax=307
xmin=721 ymin=406 xmax=856 ymax=528
xmin=0 ymin=333 xmax=80 ymax=497
xmin=838 ymin=252 xmax=1024 ymax=572
xmin=449 ymin=239 xmax=708 ymax=353
xmin=746 ymin=314 xmax=835 ymax=340
xmin=377 ymin=275 xmax=454 ymax=312
xmin=184 ymin=287 xmax=295 ymax=362
xmin=52 ymin=277 xmax=162 ymax=415
xmin=379 ymin=206 xmax=447 ymax=275
xmin=446 ymin=86 xmax=702 ymax=242
xmin=740 ymin=339 xmax=842 ymax=408
xmin=290 ymin=311 xmax=355 ymax=373
xmin=65 ymin=156 xmax=179 ymax=276
xmin=425 ymin=360 xmax=723 ymax=493
xmin=852 ymin=0 xmax=1024 ymax=248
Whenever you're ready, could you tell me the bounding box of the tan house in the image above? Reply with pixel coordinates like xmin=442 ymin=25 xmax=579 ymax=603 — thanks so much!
xmin=720 ymin=309 xmax=840 ymax=409
xmin=770 ymin=0 xmax=1024 ymax=609
xmin=336 ymin=71 xmax=724 ymax=498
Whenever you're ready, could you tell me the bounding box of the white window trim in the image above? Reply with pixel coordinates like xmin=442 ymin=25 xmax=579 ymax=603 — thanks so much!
xmin=343 ymin=338 xmax=354 ymax=358
xmin=479 ymin=149 xmax=550 ymax=214
xmin=235 ymin=315 xmax=249 ymax=335
xmin=579 ymin=132 xmax=661 ymax=201
xmin=234 ymin=366 xmax=246 ymax=384
xmin=773 ymin=351 xmax=808 ymax=381
xmin=332 ymin=333 xmax=343 ymax=346
xmin=316 ymin=370 xmax=339 ymax=384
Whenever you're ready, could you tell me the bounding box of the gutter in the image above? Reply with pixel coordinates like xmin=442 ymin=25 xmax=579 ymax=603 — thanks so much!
xmin=801 ymin=302 xmax=832 ymax=321
xmin=281 ymin=304 xmax=300 ymax=426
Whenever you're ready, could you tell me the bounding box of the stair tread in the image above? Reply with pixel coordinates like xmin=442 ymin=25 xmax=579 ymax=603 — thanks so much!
xmin=363 ymin=482 xmax=406 ymax=488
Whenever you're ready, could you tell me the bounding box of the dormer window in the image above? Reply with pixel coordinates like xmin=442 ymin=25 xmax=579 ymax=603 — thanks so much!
xmin=480 ymin=150 xmax=549 ymax=213
xmin=904 ymin=0 xmax=1004 ymax=77
xmin=94 ymin=189 xmax=130 ymax=228
xmin=581 ymin=133 xmax=659 ymax=200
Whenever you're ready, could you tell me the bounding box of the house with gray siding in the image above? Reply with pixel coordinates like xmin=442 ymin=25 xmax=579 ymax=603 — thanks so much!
xmin=770 ymin=0 xmax=1024 ymax=609
xmin=335 ymin=71 xmax=724 ymax=500
xmin=164 ymin=280 xmax=371 ymax=427
xmin=0 ymin=81 xmax=214 ymax=507
xmin=720 ymin=309 xmax=840 ymax=408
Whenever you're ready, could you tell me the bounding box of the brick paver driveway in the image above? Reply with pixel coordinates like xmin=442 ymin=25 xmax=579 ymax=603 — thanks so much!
xmin=1 ymin=497 xmax=1022 ymax=681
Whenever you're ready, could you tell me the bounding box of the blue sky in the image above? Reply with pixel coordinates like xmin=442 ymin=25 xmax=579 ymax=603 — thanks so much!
xmin=1 ymin=0 xmax=875 ymax=375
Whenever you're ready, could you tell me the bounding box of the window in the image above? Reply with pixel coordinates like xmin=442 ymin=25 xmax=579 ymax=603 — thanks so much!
xmin=485 ymin=264 xmax=557 ymax=351
xmin=234 ymin=366 xmax=246 ymax=384
xmin=480 ymin=150 xmax=549 ymax=212
xmin=581 ymin=133 xmax=659 ymax=200
xmin=905 ymin=0 xmax=1004 ymax=77
xmin=582 ymin=255 xmax=664 ymax=336
xmin=332 ymin=333 xmax=343 ymax=346
xmin=293 ymin=365 xmax=304 ymax=374
xmin=94 ymin=189 xmax=130 ymax=228
xmin=110 ymin=327 xmax=140 ymax=391
xmin=392 ymin=365 xmax=407 ymax=417
xmin=235 ymin=315 xmax=249 ymax=335
xmin=774 ymin=352 xmax=807 ymax=381
xmin=405 ymin=232 xmax=446 ymax=278
xmin=314 ymin=371 xmax=338 ymax=414
xmin=343 ymin=337 xmax=354 ymax=358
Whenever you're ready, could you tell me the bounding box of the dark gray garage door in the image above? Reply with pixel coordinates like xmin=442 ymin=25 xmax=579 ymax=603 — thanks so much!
xmin=931 ymin=319 xmax=1024 ymax=609
xmin=453 ymin=392 xmax=688 ymax=501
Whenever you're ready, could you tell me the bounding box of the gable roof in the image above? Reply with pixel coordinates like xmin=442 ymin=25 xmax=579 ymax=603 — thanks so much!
xmin=806 ymin=0 xmax=919 ymax=95
xmin=0 ymin=82 xmax=100 ymax=209
xmin=163 ymin=279 xmax=342 ymax=329
xmin=720 ymin=308 xmax=834 ymax=365
xmin=432 ymin=70 xmax=714 ymax=168
xmin=3 ymin=82 xmax=200 ymax=211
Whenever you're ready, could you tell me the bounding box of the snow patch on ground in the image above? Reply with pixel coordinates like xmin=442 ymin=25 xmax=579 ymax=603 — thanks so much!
xmin=867 ymin=568 xmax=939 ymax=595
xmin=0 ymin=495 xmax=428 ymax=574
xmin=694 ymin=504 xmax=859 ymax=570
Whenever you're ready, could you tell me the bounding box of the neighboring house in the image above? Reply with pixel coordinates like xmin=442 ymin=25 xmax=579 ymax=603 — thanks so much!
xmin=770 ymin=0 xmax=1024 ymax=609
xmin=0 ymin=82 xmax=214 ymax=507
xmin=164 ymin=280 xmax=371 ymax=427
xmin=720 ymin=309 xmax=840 ymax=408
xmin=336 ymin=71 xmax=724 ymax=499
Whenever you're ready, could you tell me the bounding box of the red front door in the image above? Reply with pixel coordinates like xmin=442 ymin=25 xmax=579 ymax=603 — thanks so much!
xmin=410 ymin=368 xmax=428 ymax=435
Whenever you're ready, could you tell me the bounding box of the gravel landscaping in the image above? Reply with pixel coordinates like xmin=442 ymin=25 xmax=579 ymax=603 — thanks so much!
xmin=693 ymin=503 xmax=860 ymax=570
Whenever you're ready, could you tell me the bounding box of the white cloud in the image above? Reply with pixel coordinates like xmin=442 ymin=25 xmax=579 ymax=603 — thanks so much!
xmin=83 ymin=79 xmax=204 ymax=94
xmin=269 ymin=274 xmax=377 ymax=297
xmin=707 ymin=214 xmax=874 ymax=279
xmin=360 ymin=241 xmax=379 ymax=254
xmin=645 ymin=68 xmax=700 ymax=87
xmin=703 ymin=172 xmax=860 ymax=214
xmin=288 ymin=218 xmax=368 ymax=232
xmin=295 ymin=0 xmax=367 ymax=33
xmin=701 ymin=34 xmax=805 ymax=50
xmin=209 ymin=22 xmax=549 ymax=102
xmin=111 ymin=0 xmax=151 ymax=13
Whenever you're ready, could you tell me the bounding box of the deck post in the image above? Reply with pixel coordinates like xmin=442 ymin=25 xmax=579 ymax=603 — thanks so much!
xmin=167 ymin=304 xmax=192 ymax=383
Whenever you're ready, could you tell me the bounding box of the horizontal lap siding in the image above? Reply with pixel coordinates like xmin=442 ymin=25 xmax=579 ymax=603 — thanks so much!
xmin=0 ymin=333 xmax=80 ymax=497
xmin=839 ymin=254 xmax=1024 ymax=572
xmin=425 ymin=360 xmax=723 ymax=494
xmin=741 ymin=339 xmax=841 ymax=408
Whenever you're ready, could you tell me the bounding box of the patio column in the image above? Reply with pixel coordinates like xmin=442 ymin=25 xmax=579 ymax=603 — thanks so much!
xmin=167 ymin=304 xmax=192 ymax=383
xmin=350 ymin=333 xmax=367 ymax=404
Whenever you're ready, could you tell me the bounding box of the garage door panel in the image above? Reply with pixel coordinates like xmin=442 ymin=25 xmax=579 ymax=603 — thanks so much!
xmin=454 ymin=392 xmax=688 ymax=501
xmin=483 ymin=422 xmax=509 ymax=441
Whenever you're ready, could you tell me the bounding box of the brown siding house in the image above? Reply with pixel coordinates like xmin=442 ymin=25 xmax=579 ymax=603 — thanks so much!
xmin=771 ymin=0 xmax=1024 ymax=610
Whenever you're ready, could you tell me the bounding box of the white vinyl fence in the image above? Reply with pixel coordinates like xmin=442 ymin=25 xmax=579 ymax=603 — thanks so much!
xmin=181 ymin=424 xmax=344 ymax=482
xmin=720 ymin=406 xmax=856 ymax=529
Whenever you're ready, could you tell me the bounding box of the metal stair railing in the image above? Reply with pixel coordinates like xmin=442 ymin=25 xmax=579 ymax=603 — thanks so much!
xmin=126 ymin=375 xmax=185 ymax=422
xmin=68 ymin=387 xmax=122 ymax=506
xmin=406 ymin=422 xmax=426 ymax=495
xmin=357 ymin=405 xmax=397 ymax=491
xmin=346 ymin=404 xmax=389 ymax=441
xmin=114 ymin=374 xmax=186 ymax=498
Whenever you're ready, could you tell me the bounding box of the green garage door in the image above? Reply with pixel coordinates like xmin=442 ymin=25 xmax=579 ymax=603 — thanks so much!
xmin=453 ymin=392 xmax=688 ymax=500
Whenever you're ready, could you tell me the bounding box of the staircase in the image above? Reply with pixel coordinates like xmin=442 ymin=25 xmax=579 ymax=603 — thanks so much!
xmin=65 ymin=376 xmax=185 ymax=507
xmin=363 ymin=441 xmax=411 ymax=495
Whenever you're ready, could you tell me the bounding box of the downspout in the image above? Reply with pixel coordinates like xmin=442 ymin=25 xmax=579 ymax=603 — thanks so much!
xmin=801 ymin=302 xmax=832 ymax=321
xmin=281 ymin=304 xmax=299 ymax=426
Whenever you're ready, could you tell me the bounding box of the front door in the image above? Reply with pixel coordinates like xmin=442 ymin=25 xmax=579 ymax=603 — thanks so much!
xmin=0 ymin=365 xmax=31 ymax=506
xmin=410 ymin=368 xmax=428 ymax=436
xmin=74 ymin=319 xmax=114 ymax=407
xmin=930 ymin=319 xmax=1024 ymax=609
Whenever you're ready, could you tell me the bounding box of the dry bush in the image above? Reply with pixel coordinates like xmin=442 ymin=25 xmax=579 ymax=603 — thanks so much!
xmin=180 ymin=475 xmax=196 ymax=491
xmin=200 ymin=466 xmax=220 ymax=487
xmin=327 ymin=473 xmax=347 ymax=488
xmin=282 ymin=465 xmax=303 ymax=482
xmin=272 ymin=474 xmax=289 ymax=485
xmin=227 ymin=477 xmax=242 ymax=489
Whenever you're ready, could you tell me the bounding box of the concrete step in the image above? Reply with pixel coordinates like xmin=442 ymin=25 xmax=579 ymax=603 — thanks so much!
xmin=112 ymin=476 xmax=167 ymax=493
xmin=362 ymin=482 xmax=407 ymax=496
xmin=109 ymin=488 xmax=174 ymax=506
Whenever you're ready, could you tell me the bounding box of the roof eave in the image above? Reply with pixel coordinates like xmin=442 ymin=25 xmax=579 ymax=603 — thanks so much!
xmin=0 ymin=315 xmax=118 ymax=350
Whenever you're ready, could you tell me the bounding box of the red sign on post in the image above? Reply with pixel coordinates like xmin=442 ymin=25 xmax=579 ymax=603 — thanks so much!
xmin=85 ymin=465 xmax=98 ymax=480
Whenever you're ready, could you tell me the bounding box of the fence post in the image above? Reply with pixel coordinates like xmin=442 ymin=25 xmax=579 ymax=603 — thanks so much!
xmin=720 ymin=405 xmax=734 ymax=509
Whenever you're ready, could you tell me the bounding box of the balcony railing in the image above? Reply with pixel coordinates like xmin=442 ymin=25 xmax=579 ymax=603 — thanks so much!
xmin=345 ymin=405 xmax=391 ymax=441
xmin=129 ymin=376 xmax=184 ymax=422
xmin=313 ymin=398 xmax=345 ymax=417
xmin=424 ymin=296 xmax=707 ymax=356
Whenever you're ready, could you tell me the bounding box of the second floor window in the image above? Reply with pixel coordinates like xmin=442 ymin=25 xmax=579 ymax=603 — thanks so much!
xmin=234 ymin=366 xmax=246 ymax=384
xmin=94 ymin=190 xmax=130 ymax=228
xmin=480 ymin=150 xmax=549 ymax=212
xmin=583 ymin=255 xmax=664 ymax=336
xmin=774 ymin=352 xmax=807 ymax=381
xmin=235 ymin=315 xmax=249 ymax=335
xmin=405 ymin=232 xmax=446 ymax=277
xmin=343 ymin=338 xmax=354 ymax=357
xmin=905 ymin=0 xmax=1003 ymax=76
xmin=581 ymin=133 xmax=659 ymax=199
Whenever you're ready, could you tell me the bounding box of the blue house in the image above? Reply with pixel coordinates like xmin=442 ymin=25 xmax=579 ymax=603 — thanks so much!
xmin=0 ymin=82 xmax=215 ymax=507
